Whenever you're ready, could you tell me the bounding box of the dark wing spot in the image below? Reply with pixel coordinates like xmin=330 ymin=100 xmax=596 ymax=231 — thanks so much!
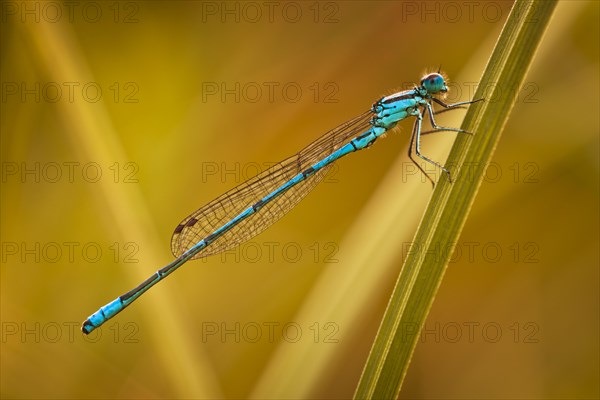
xmin=185 ymin=218 xmax=198 ymax=227
xmin=174 ymin=224 xmax=185 ymax=234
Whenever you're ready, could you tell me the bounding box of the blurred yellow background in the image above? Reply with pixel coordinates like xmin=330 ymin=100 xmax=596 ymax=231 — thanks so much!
xmin=1 ymin=1 xmax=598 ymax=399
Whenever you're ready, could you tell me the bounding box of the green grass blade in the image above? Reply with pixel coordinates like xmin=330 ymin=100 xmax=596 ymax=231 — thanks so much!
xmin=354 ymin=1 xmax=558 ymax=398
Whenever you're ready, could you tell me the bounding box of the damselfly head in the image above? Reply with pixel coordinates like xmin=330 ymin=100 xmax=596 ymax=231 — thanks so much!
xmin=420 ymin=73 xmax=448 ymax=95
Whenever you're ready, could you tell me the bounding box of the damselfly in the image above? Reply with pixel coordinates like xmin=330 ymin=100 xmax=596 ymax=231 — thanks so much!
xmin=82 ymin=72 xmax=481 ymax=334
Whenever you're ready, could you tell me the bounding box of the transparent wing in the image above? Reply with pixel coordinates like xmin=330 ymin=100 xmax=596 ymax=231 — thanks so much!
xmin=171 ymin=110 xmax=373 ymax=258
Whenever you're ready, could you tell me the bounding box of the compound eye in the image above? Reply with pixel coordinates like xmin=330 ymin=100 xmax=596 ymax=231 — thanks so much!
xmin=421 ymin=73 xmax=447 ymax=94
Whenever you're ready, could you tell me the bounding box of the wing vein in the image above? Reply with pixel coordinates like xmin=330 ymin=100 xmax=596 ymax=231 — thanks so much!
xmin=170 ymin=110 xmax=373 ymax=258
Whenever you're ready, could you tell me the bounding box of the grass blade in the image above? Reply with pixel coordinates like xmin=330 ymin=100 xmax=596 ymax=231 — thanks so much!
xmin=354 ymin=1 xmax=558 ymax=398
